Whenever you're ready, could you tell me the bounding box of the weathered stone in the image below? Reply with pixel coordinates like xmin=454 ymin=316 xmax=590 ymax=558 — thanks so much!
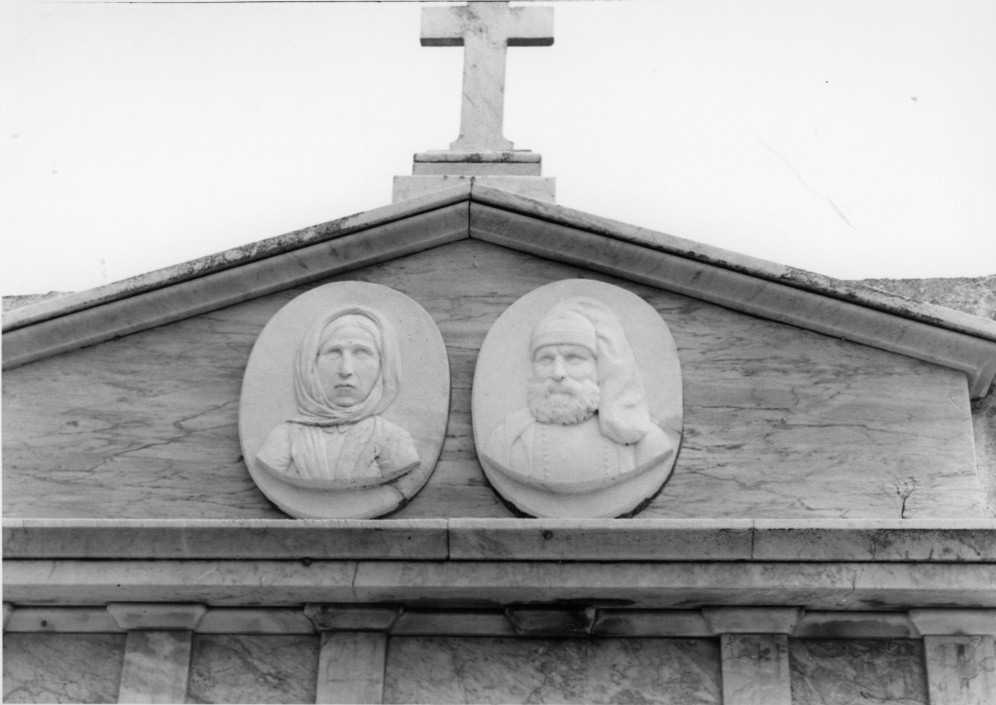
xmin=317 ymin=631 xmax=387 ymax=704
xmin=923 ymin=635 xmax=996 ymax=705
xmin=117 ymin=630 xmax=193 ymax=704
xmin=504 ymin=605 xmax=596 ymax=636
xmin=390 ymin=610 xmax=518 ymax=637
xmin=106 ymin=603 xmax=206 ymax=631
xmin=702 ymin=607 xmax=802 ymax=635
xmin=592 ymin=609 xmax=712 ymax=637
xmin=448 ymin=518 xmax=752 ymax=560
xmin=793 ymin=611 xmax=919 ymax=639
xmin=909 ymin=608 xmax=996 ymax=636
xmin=719 ymin=634 xmax=792 ymax=705
xmin=392 ymin=174 xmax=555 ymax=203
xmin=305 ymin=604 xmax=402 ymax=633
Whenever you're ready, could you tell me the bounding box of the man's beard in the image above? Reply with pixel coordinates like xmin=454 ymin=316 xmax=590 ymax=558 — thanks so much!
xmin=527 ymin=378 xmax=600 ymax=426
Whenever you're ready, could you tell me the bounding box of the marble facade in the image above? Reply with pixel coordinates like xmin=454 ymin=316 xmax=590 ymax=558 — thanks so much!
xmin=3 ymin=186 xmax=995 ymax=703
xmin=1 ymin=631 xmax=949 ymax=704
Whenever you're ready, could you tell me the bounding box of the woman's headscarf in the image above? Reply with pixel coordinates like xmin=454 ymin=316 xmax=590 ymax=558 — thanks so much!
xmin=290 ymin=307 xmax=402 ymax=427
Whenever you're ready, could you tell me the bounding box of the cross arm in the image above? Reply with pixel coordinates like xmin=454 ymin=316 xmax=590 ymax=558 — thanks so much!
xmin=421 ymin=5 xmax=554 ymax=47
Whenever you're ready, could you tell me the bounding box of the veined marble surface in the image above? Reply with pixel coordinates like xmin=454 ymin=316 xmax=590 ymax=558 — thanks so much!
xmin=790 ymin=639 xmax=927 ymax=704
xmin=186 ymin=634 xmax=319 ymax=704
xmin=3 ymin=242 xmax=982 ymax=520
xmin=382 ymin=636 xmax=721 ymax=704
xmin=2 ymin=633 xmax=125 ymax=703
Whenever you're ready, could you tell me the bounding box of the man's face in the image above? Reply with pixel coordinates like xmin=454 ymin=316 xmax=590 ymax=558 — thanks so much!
xmin=528 ymin=344 xmax=599 ymax=425
xmin=317 ymin=323 xmax=381 ymax=407
xmin=532 ymin=344 xmax=597 ymax=388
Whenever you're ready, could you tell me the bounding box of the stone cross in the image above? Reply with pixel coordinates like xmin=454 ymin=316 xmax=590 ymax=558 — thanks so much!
xmin=422 ymin=1 xmax=554 ymax=151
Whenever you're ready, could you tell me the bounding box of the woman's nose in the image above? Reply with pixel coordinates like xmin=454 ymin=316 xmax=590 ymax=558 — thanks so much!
xmin=338 ymin=354 xmax=354 ymax=376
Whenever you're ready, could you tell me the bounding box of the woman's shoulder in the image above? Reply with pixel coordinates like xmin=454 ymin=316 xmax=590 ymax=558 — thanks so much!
xmin=371 ymin=415 xmax=414 ymax=440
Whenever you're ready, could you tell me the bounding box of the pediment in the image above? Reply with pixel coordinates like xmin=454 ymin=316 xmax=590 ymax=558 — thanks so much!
xmin=4 ymin=183 xmax=996 ymax=398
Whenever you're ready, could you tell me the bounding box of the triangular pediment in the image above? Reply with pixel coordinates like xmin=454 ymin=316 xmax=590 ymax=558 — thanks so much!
xmin=5 ymin=183 xmax=996 ymax=397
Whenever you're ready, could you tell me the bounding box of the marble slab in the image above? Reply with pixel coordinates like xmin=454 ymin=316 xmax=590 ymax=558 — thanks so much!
xmin=5 ymin=559 xmax=358 ymax=605
xmin=317 ymin=632 xmax=386 ymax=704
xmin=351 ymin=560 xmax=996 ymax=611
xmin=5 ymin=607 xmax=121 ymax=633
xmin=592 ymin=610 xmax=712 ymax=638
xmin=922 ymin=635 xmax=996 ymax=705
xmin=8 ymin=558 xmax=996 ymax=609
xmin=383 ymin=636 xmax=722 ymax=704
xmin=305 ymin=604 xmax=402 ymax=632
xmin=468 ymin=194 xmax=996 ymax=397
xmin=703 ymin=607 xmax=801 ymax=635
xmin=3 ymin=200 xmax=470 ymax=371
xmin=720 ymin=634 xmax=791 ymax=705
xmin=790 ymin=639 xmax=927 ymax=704
xmin=390 ymin=610 xmax=518 ymax=637
xmin=197 ymin=608 xmax=315 ymax=635
xmin=117 ymin=630 xmax=192 ymax=704
xmin=793 ymin=611 xmax=920 ymax=639
xmin=107 ymin=602 xmax=205 ymax=630
xmin=2 ymin=241 xmax=985 ymax=520
xmin=751 ymin=520 xmax=996 ymax=561
xmin=909 ymin=608 xmax=996 ymax=636
xmin=2 ymin=518 xmax=449 ymax=559
xmin=2 ymin=633 xmax=126 ymax=703
xmin=448 ymin=518 xmax=753 ymax=560
xmin=187 ymin=634 xmax=319 ymax=704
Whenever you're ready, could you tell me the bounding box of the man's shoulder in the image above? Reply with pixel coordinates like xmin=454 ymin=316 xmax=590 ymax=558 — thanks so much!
xmin=495 ymin=408 xmax=536 ymax=441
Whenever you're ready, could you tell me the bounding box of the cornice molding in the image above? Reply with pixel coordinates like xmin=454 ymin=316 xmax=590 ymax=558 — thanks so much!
xmin=5 ymin=517 xmax=995 ymax=562
xmin=4 ymin=183 xmax=994 ymax=396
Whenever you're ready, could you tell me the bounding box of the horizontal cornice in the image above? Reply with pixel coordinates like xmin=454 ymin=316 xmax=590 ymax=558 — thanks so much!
xmin=5 ymin=517 xmax=995 ymax=562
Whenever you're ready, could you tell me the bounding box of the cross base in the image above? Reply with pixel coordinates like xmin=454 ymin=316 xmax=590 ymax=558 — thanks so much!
xmin=394 ymin=149 xmax=555 ymax=203
xmin=392 ymin=174 xmax=556 ymax=204
xmin=413 ymin=151 xmax=543 ymax=176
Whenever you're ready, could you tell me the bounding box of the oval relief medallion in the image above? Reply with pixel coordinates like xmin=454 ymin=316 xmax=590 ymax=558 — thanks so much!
xmin=473 ymin=280 xmax=682 ymax=518
xmin=240 ymin=282 xmax=449 ymax=519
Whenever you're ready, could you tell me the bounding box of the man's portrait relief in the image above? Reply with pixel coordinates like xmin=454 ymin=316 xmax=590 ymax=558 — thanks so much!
xmin=240 ymin=283 xmax=449 ymax=519
xmin=473 ymin=280 xmax=682 ymax=518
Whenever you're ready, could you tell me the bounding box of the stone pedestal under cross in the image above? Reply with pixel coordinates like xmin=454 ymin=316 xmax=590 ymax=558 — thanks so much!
xmin=394 ymin=1 xmax=557 ymax=204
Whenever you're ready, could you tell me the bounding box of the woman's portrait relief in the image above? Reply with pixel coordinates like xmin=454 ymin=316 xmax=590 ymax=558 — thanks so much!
xmin=240 ymin=283 xmax=449 ymax=519
xmin=255 ymin=308 xmax=420 ymax=490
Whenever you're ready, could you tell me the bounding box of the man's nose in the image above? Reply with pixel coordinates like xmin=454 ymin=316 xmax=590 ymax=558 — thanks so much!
xmin=551 ymin=356 xmax=567 ymax=379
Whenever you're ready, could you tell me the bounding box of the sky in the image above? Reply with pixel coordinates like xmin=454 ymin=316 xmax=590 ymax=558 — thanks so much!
xmin=4 ymin=0 xmax=996 ymax=296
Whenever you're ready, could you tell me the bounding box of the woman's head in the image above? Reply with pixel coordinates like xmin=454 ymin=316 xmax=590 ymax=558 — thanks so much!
xmin=293 ymin=307 xmax=401 ymax=425
xmin=316 ymin=314 xmax=382 ymax=408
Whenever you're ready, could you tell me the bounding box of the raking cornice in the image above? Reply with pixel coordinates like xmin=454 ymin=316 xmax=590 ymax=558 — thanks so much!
xmin=5 ymin=183 xmax=995 ymax=396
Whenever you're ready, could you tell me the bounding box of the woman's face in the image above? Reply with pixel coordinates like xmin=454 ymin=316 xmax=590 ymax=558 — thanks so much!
xmin=316 ymin=321 xmax=381 ymax=407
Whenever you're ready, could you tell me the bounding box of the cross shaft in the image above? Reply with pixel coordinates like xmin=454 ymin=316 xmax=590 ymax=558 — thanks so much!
xmin=422 ymin=1 xmax=554 ymax=151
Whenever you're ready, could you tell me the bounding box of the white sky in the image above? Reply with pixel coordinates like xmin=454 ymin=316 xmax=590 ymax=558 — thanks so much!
xmin=4 ymin=0 xmax=996 ymax=295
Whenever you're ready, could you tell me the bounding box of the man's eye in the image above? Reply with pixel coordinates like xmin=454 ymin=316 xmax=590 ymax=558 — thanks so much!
xmin=322 ymin=347 xmax=343 ymax=357
xmin=354 ymin=348 xmax=373 ymax=359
